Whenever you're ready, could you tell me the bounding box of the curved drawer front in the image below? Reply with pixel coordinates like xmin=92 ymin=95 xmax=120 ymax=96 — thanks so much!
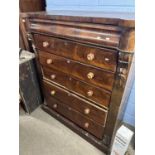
xmin=34 ymin=34 xmax=117 ymax=72
xmin=43 ymin=67 xmax=111 ymax=108
xmin=30 ymin=23 xmax=121 ymax=48
xmin=43 ymin=81 xmax=107 ymax=126
xmin=39 ymin=51 xmax=115 ymax=91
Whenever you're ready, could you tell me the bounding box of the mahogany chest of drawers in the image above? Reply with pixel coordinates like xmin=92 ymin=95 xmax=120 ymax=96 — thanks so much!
xmin=21 ymin=11 xmax=135 ymax=154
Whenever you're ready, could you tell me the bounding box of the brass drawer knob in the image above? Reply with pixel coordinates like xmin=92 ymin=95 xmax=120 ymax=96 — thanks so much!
xmin=51 ymin=74 xmax=56 ymax=79
xmin=84 ymin=122 xmax=89 ymax=128
xmin=46 ymin=59 xmax=53 ymax=64
xmin=53 ymin=104 xmax=57 ymax=109
xmin=84 ymin=108 xmax=90 ymax=114
xmin=87 ymin=72 xmax=94 ymax=79
xmin=87 ymin=53 xmax=94 ymax=61
xmin=50 ymin=90 xmax=56 ymax=96
xmin=43 ymin=41 xmax=49 ymax=47
xmin=87 ymin=90 xmax=93 ymax=97
xmin=104 ymin=57 xmax=110 ymax=62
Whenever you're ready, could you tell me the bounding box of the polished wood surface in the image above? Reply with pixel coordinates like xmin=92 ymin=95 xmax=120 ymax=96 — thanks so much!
xmin=39 ymin=51 xmax=115 ymax=91
xmin=43 ymin=67 xmax=111 ymax=108
xmin=34 ymin=34 xmax=118 ymax=72
xmin=42 ymin=104 xmax=109 ymax=153
xmin=19 ymin=27 xmax=25 ymax=49
xmin=22 ymin=11 xmax=134 ymax=51
xmin=30 ymin=22 xmax=121 ymax=48
xmin=19 ymin=0 xmax=46 ymax=51
xmin=19 ymin=17 xmax=30 ymax=51
xmin=26 ymin=11 xmax=135 ymax=27
xmin=20 ymin=0 xmax=46 ymax=12
xmin=43 ymin=81 xmax=107 ymax=125
xmin=45 ymin=93 xmax=105 ymax=139
xmin=24 ymin=11 xmax=135 ymax=153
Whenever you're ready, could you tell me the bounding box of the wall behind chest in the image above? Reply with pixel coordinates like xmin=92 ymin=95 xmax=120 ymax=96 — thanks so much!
xmin=46 ymin=0 xmax=135 ymax=12
xmin=123 ymin=81 xmax=135 ymax=126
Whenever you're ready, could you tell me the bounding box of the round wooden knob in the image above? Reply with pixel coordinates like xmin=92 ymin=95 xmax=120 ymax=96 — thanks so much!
xmin=87 ymin=53 xmax=94 ymax=61
xmin=50 ymin=90 xmax=56 ymax=96
xmin=87 ymin=90 xmax=93 ymax=97
xmin=105 ymin=37 xmax=110 ymax=41
xmin=68 ymin=92 xmax=72 ymax=96
xmin=84 ymin=122 xmax=89 ymax=128
xmin=84 ymin=108 xmax=90 ymax=114
xmin=46 ymin=59 xmax=52 ymax=64
xmin=53 ymin=104 xmax=57 ymax=109
xmin=87 ymin=72 xmax=94 ymax=79
xmin=43 ymin=41 xmax=49 ymax=47
xmin=22 ymin=19 xmax=25 ymax=23
xmin=66 ymin=60 xmax=71 ymax=64
xmin=51 ymin=74 xmax=56 ymax=80
xmin=104 ymin=57 xmax=110 ymax=62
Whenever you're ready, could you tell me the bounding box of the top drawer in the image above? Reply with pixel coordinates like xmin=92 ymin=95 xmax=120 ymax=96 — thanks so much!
xmin=33 ymin=34 xmax=118 ymax=72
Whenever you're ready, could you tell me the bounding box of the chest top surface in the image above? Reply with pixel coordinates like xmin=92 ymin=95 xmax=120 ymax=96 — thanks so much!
xmin=22 ymin=11 xmax=135 ymax=53
xmin=25 ymin=10 xmax=135 ymax=27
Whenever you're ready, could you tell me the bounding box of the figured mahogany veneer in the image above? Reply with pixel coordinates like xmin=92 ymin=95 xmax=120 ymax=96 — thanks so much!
xmin=43 ymin=67 xmax=111 ymax=108
xmin=34 ymin=34 xmax=118 ymax=72
xmin=46 ymin=95 xmax=105 ymax=139
xmin=39 ymin=51 xmax=115 ymax=91
xmin=22 ymin=11 xmax=135 ymax=154
xmin=43 ymin=81 xmax=107 ymax=126
xmin=30 ymin=21 xmax=121 ymax=48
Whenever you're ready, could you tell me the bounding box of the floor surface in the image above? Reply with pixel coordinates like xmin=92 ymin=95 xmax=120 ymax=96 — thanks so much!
xmin=19 ymin=107 xmax=105 ymax=155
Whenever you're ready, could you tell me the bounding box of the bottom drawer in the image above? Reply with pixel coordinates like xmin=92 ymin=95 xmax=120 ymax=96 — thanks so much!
xmin=45 ymin=95 xmax=105 ymax=139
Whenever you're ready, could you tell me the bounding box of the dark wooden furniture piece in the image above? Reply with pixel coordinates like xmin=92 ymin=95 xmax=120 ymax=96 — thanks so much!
xmin=21 ymin=11 xmax=135 ymax=154
xmin=20 ymin=0 xmax=46 ymax=12
xmin=19 ymin=1 xmax=46 ymax=103
xmin=19 ymin=50 xmax=42 ymax=113
xmin=19 ymin=0 xmax=46 ymax=50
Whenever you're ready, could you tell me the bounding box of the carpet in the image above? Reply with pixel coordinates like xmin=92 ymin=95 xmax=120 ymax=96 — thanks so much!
xmin=19 ymin=107 xmax=105 ymax=155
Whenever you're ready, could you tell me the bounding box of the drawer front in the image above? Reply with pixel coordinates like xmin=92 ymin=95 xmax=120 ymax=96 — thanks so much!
xmin=34 ymin=34 xmax=117 ymax=72
xmin=31 ymin=23 xmax=121 ymax=48
xmin=46 ymin=96 xmax=104 ymax=139
xmin=43 ymin=81 xmax=107 ymax=126
xmin=43 ymin=67 xmax=111 ymax=108
xmin=39 ymin=51 xmax=115 ymax=91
